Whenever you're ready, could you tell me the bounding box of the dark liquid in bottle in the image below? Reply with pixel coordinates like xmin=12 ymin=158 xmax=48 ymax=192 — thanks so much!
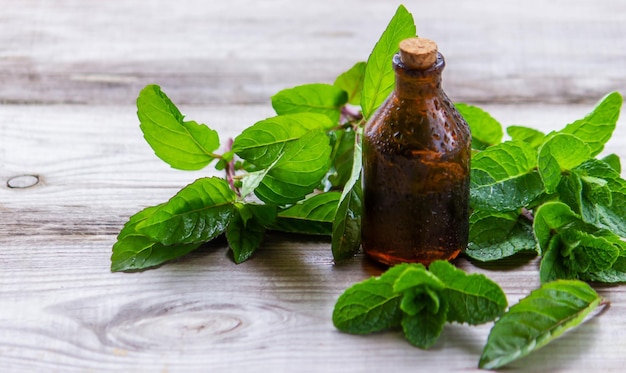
xmin=362 ymin=147 xmax=469 ymax=265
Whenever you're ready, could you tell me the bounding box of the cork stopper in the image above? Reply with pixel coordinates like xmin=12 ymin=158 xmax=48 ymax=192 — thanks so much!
xmin=399 ymin=37 xmax=438 ymax=70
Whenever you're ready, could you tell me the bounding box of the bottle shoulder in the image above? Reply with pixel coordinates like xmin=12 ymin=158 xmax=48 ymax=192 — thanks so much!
xmin=364 ymin=93 xmax=471 ymax=156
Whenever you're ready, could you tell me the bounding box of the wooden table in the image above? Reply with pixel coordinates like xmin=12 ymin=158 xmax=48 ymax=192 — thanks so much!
xmin=2 ymin=1 xmax=626 ymax=371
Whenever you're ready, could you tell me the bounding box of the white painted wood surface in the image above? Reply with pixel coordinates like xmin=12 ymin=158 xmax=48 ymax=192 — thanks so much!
xmin=1 ymin=1 xmax=626 ymax=371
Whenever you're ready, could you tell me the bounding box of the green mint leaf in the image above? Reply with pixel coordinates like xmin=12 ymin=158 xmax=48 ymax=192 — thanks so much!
xmin=332 ymin=264 xmax=412 ymax=334
xmin=535 ymin=201 xmax=625 ymax=283
xmin=539 ymin=235 xmax=575 ymax=283
xmin=226 ymin=203 xmax=275 ymax=264
xmin=584 ymin=251 xmax=626 ymax=283
xmin=556 ymin=171 xmax=584 ymax=216
xmin=239 ymin=168 xmax=270 ymax=199
xmin=479 ymin=280 xmax=605 ymax=370
xmin=239 ymin=155 xmax=283 ymax=199
xmin=507 ymin=125 xmax=546 ymax=149
xmin=575 ymin=159 xmax=626 ymax=236
xmin=401 ymin=296 xmax=448 ymax=349
xmin=333 ymin=61 xmax=367 ymax=106
xmin=391 ymin=264 xmax=447 ymax=349
xmin=271 ymin=83 xmax=349 ymax=123
xmin=137 ymin=85 xmax=220 ymax=170
xmin=583 ymin=188 xmax=626 ymax=237
xmin=327 ymin=129 xmax=356 ymax=189
xmin=253 ymin=129 xmax=331 ymax=205
xmin=470 ymin=141 xmax=544 ymax=211
xmin=360 ymin=5 xmax=416 ymax=119
xmin=466 ymin=210 xmax=538 ymax=261
xmin=533 ymin=201 xmax=579 ymax=254
xmin=331 ymin=132 xmax=363 ymax=261
xmin=428 ymin=260 xmax=507 ymax=325
xmin=559 ymin=227 xmax=620 ymax=274
xmin=537 ymin=133 xmax=592 ymax=194
xmin=559 ymin=91 xmax=622 ymax=156
xmin=581 ymin=175 xmax=612 ymax=206
xmin=232 ymin=113 xmax=333 ymax=168
xmin=455 ymin=103 xmax=503 ymax=150
xmin=601 ymin=153 xmax=621 ymax=173
xmin=392 ymin=264 xmax=445 ymax=296
xmin=111 ymin=204 xmax=203 ymax=272
xmin=270 ymin=192 xmax=340 ymax=235
xmin=137 ymin=177 xmax=237 ymax=245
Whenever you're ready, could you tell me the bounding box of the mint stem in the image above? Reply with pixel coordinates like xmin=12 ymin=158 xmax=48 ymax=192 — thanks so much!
xmin=224 ymin=138 xmax=240 ymax=197
xmin=341 ymin=105 xmax=363 ymax=124
xmin=521 ymin=207 xmax=534 ymax=223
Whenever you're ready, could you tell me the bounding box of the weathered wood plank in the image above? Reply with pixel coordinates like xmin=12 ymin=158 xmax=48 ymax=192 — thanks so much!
xmin=1 ymin=0 xmax=625 ymax=105
xmin=1 ymin=103 xmax=626 ymax=371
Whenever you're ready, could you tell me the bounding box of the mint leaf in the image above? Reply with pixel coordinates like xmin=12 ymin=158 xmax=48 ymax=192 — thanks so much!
xmin=271 ymin=83 xmax=348 ymax=123
xmin=455 ymin=103 xmax=503 ymax=150
xmin=576 ymin=159 xmax=626 ymax=236
xmin=479 ymin=280 xmax=605 ymax=370
xmin=470 ymin=141 xmax=544 ymax=211
xmin=539 ymin=235 xmax=575 ymax=283
xmin=584 ymin=187 xmax=626 ymax=237
xmin=538 ymin=133 xmax=592 ymax=193
xmin=584 ymin=251 xmax=626 ymax=283
xmin=334 ymin=61 xmax=367 ymax=106
xmin=327 ymin=129 xmax=356 ymax=189
xmin=393 ymin=264 xmax=445 ymax=296
xmin=393 ymin=266 xmax=447 ymax=347
xmin=137 ymin=177 xmax=237 ymax=245
xmin=559 ymin=227 xmax=620 ymax=274
xmin=429 ymin=261 xmax=507 ymax=325
xmin=239 ymin=167 xmax=271 ymax=199
xmin=601 ymin=153 xmax=621 ymax=173
xmin=556 ymin=171 xmax=584 ymax=216
xmin=226 ymin=203 xmax=275 ymax=263
xmin=360 ymin=5 xmax=416 ymax=119
xmin=533 ymin=201 xmax=579 ymax=254
xmin=467 ymin=210 xmax=537 ymax=261
xmin=111 ymin=204 xmax=203 ymax=272
xmin=253 ymin=129 xmax=331 ymax=205
xmin=331 ymin=132 xmax=363 ymax=261
xmin=332 ymin=264 xmax=412 ymax=334
xmin=535 ymin=201 xmax=626 ymax=283
xmin=232 ymin=113 xmax=333 ymax=168
xmin=270 ymin=192 xmax=340 ymax=235
xmin=507 ymin=125 xmax=546 ymax=149
xmin=581 ymin=175 xmax=612 ymax=206
xmin=137 ymin=85 xmax=220 ymax=170
xmin=559 ymin=91 xmax=622 ymax=156
xmin=401 ymin=295 xmax=448 ymax=349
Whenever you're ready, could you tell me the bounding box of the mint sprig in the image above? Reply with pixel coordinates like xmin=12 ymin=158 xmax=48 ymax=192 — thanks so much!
xmin=332 ymin=261 xmax=507 ymax=349
xmin=111 ymin=4 xmax=413 ymax=270
xmin=465 ymin=91 xmax=625 ymax=278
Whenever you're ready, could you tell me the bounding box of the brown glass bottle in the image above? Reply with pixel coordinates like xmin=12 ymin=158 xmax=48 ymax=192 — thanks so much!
xmin=362 ymin=38 xmax=471 ymax=266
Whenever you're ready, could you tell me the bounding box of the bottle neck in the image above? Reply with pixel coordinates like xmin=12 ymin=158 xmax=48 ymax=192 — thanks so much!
xmin=393 ymin=52 xmax=445 ymax=99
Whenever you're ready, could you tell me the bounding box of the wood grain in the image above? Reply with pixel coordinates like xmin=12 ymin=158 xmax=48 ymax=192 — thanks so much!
xmin=2 ymin=0 xmax=626 ymax=371
xmin=1 ymin=0 xmax=625 ymax=105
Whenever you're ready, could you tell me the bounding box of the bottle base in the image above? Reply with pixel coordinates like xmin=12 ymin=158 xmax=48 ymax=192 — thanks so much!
xmin=364 ymin=248 xmax=462 ymax=267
